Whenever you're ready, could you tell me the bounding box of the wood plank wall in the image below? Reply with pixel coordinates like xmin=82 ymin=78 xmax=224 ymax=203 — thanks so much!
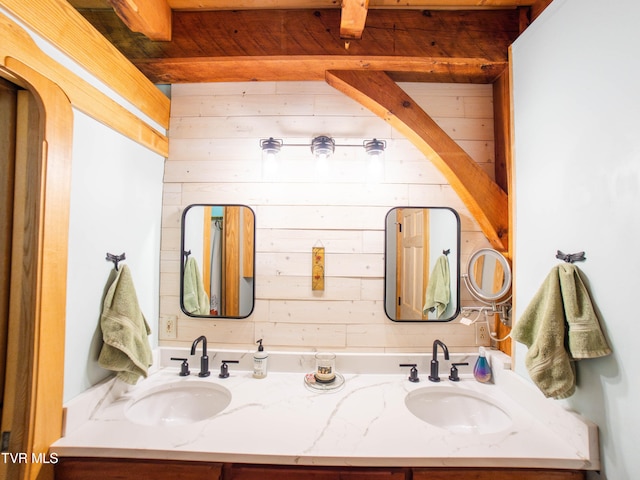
xmin=160 ymin=81 xmax=494 ymax=352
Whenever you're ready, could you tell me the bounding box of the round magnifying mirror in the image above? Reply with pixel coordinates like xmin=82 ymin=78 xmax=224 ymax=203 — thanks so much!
xmin=466 ymin=248 xmax=511 ymax=302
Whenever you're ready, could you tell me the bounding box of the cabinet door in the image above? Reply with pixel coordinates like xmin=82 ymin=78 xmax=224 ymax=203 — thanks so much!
xmin=55 ymin=458 xmax=223 ymax=480
xmin=223 ymin=464 xmax=409 ymax=480
xmin=413 ymin=468 xmax=585 ymax=480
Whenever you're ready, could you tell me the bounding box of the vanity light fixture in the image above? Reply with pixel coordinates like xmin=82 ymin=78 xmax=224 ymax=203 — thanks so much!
xmin=259 ymin=135 xmax=386 ymax=161
xmin=310 ymin=135 xmax=335 ymax=160
xmin=363 ymin=138 xmax=387 ymax=160
xmin=260 ymin=137 xmax=283 ymax=162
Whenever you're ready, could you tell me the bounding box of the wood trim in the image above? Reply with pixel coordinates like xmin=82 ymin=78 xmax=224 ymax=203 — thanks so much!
xmin=223 ymin=206 xmax=240 ymax=317
xmin=107 ymin=0 xmax=172 ymax=41
xmin=506 ymin=48 xmax=516 ymax=357
xmin=0 ymin=12 xmax=168 ymax=157
xmin=0 ymin=58 xmax=73 ymax=480
xmin=242 ymin=207 xmax=254 ymax=279
xmin=326 ymin=69 xmax=509 ymax=253
xmin=493 ymin=69 xmax=511 ymax=194
xmin=202 ymin=206 xmax=212 ymax=299
xmin=530 ymin=0 xmax=554 ymax=22
xmin=1 ymin=89 xmax=41 ymax=480
xmin=0 ymin=80 xmax=17 ymax=419
xmin=421 ymin=208 xmax=430 ymax=319
xmin=492 ymin=67 xmax=513 ymax=354
xmin=0 ymin=0 xmax=170 ymax=129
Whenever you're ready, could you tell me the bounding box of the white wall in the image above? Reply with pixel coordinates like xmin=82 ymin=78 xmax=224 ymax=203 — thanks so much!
xmin=511 ymin=0 xmax=640 ymax=478
xmin=64 ymin=110 xmax=165 ymax=402
xmin=0 ymin=5 xmax=166 ymax=404
xmin=161 ymin=81 xmax=495 ymax=353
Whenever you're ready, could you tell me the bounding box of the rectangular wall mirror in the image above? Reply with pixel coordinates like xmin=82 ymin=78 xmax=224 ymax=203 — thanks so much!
xmin=181 ymin=204 xmax=255 ymax=318
xmin=384 ymin=207 xmax=460 ymax=322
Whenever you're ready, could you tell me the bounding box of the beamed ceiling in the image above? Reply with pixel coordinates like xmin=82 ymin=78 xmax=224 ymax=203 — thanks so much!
xmin=64 ymin=0 xmax=554 ymax=253
xmin=68 ymin=0 xmax=552 ymax=84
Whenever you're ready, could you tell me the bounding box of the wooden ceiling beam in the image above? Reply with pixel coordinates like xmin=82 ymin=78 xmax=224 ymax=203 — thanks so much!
xmin=107 ymin=0 xmax=172 ymax=41
xmin=80 ymin=8 xmax=519 ymax=83
xmin=164 ymin=0 xmax=536 ymax=9
xmin=0 ymin=11 xmax=168 ymax=155
xmin=326 ymin=69 xmax=509 ymax=251
xmin=0 ymin=0 xmax=170 ymax=128
xmin=135 ymin=55 xmax=506 ymax=83
xmin=340 ymin=0 xmax=369 ymax=40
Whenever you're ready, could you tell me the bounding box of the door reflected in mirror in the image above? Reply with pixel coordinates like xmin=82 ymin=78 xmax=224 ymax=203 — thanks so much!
xmin=384 ymin=207 xmax=460 ymax=322
xmin=181 ymin=204 xmax=255 ymax=318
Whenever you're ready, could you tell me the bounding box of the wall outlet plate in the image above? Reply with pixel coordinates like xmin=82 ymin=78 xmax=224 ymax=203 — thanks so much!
xmin=475 ymin=322 xmax=489 ymax=346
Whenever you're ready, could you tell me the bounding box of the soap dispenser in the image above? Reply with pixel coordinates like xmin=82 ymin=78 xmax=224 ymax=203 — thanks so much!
xmin=473 ymin=346 xmax=492 ymax=383
xmin=253 ymin=339 xmax=268 ymax=379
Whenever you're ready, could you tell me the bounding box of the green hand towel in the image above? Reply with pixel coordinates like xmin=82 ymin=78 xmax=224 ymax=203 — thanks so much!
xmin=558 ymin=264 xmax=612 ymax=359
xmin=511 ymin=265 xmax=575 ymax=399
xmin=423 ymin=255 xmax=451 ymax=318
xmin=512 ymin=264 xmax=611 ymax=399
xmin=98 ymin=265 xmax=153 ymax=385
xmin=183 ymin=256 xmax=210 ymax=315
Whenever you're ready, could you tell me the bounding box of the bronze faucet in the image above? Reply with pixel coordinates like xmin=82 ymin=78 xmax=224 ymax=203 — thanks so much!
xmin=428 ymin=339 xmax=449 ymax=382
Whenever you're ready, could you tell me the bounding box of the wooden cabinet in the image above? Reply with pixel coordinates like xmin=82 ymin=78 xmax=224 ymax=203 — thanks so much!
xmin=54 ymin=458 xmax=223 ymax=480
xmin=223 ymin=464 xmax=408 ymax=480
xmin=413 ymin=468 xmax=585 ymax=480
xmin=54 ymin=459 xmax=586 ymax=480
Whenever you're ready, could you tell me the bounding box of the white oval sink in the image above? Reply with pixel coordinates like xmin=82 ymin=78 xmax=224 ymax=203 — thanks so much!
xmin=405 ymin=386 xmax=512 ymax=434
xmin=125 ymin=381 xmax=231 ymax=427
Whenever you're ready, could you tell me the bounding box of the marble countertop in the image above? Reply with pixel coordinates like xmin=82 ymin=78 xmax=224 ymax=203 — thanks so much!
xmin=52 ymin=349 xmax=599 ymax=470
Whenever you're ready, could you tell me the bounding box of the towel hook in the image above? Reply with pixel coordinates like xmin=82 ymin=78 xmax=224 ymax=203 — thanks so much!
xmin=106 ymin=252 xmax=126 ymax=271
xmin=443 ymin=249 xmax=450 ymax=256
xmin=556 ymin=250 xmax=586 ymax=263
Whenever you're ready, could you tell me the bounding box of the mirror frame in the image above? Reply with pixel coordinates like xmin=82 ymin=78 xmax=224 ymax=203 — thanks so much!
xmin=180 ymin=204 xmax=256 ymax=319
xmin=384 ymin=206 xmax=461 ymax=322
xmin=465 ymin=248 xmax=511 ymax=302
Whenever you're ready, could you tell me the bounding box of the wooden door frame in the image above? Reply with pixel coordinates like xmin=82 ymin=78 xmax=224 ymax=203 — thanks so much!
xmin=0 ymin=77 xmax=17 ymax=435
xmin=223 ymin=206 xmax=240 ymax=317
xmin=0 ymin=58 xmax=72 ymax=480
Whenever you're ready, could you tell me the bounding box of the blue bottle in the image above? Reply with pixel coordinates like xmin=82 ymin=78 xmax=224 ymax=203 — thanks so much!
xmin=473 ymin=346 xmax=492 ymax=383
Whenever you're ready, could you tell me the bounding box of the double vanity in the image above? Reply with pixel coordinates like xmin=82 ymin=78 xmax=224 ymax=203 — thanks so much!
xmin=52 ymin=348 xmax=598 ymax=479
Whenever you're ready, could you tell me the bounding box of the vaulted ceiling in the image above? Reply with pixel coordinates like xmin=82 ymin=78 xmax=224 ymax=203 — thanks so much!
xmin=69 ymin=0 xmax=551 ymax=84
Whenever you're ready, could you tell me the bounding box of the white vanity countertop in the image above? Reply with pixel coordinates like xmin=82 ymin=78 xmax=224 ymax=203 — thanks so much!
xmin=51 ymin=350 xmax=599 ymax=470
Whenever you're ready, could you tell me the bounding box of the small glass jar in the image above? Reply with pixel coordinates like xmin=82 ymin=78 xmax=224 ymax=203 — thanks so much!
xmin=314 ymin=352 xmax=336 ymax=383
